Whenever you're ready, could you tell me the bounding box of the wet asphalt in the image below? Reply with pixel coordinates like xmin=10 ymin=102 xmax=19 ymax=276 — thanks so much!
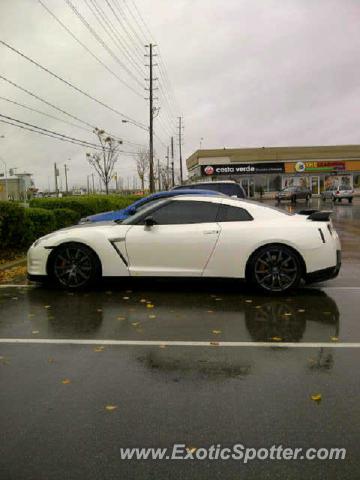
xmin=0 ymin=197 xmax=360 ymax=480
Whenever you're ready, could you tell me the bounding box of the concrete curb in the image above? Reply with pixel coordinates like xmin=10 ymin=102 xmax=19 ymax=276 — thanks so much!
xmin=0 ymin=257 xmax=27 ymax=272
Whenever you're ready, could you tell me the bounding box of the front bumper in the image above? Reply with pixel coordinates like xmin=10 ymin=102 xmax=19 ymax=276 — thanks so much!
xmin=305 ymin=250 xmax=341 ymax=283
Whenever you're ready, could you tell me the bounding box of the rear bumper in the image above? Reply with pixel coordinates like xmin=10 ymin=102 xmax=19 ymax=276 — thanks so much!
xmin=305 ymin=250 xmax=341 ymax=283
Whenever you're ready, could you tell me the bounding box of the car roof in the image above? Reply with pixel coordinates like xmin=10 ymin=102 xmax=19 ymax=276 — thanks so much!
xmin=146 ymin=189 xmax=225 ymax=199
xmin=175 ymin=180 xmax=238 ymax=186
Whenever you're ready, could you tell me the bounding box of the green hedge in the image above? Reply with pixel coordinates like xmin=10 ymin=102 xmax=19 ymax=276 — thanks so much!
xmin=23 ymin=208 xmax=56 ymax=246
xmin=52 ymin=208 xmax=80 ymax=230
xmin=0 ymin=201 xmax=26 ymax=249
xmin=29 ymin=194 xmax=141 ymax=217
xmin=0 ymin=202 xmax=81 ymax=251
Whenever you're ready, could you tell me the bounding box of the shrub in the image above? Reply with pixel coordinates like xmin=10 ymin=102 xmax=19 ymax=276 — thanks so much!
xmin=23 ymin=208 xmax=56 ymax=246
xmin=52 ymin=208 xmax=80 ymax=230
xmin=29 ymin=194 xmax=141 ymax=218
xmin=0 ymin=201 xmax=25 ymax=249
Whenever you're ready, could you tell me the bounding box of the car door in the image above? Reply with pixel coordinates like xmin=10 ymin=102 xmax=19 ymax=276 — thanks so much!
xmin=125 ymin=199 xmax=222 ymax=276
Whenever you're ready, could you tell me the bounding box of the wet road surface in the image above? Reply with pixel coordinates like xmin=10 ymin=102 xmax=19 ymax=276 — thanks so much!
xmin=0 ymin=197 xmax=359 ymax=479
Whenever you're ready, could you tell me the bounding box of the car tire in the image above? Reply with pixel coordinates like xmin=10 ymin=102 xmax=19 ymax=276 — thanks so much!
xmin=247 ymin=244 xmax=303 ymax=294
xmin=48 ymin=242 xmax=101 ymax=289
xmin=349 ymin=197 xmax=353 ymax=203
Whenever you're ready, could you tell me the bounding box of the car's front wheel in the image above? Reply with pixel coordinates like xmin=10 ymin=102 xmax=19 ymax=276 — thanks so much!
xmin=247 ymin=244 xmax=302 ymax=293
xmin=48 ymin=243 xmax=101 ymax=289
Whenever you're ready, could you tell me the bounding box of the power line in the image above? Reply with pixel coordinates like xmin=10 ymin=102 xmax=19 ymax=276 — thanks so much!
xmin=0 ymin=113 xmax=139 ymax=155
xmin=0 ymin=39 xmax=147 ymax=128
xmin=0 ymin=95 xmax=89 ymax=132
xmin=85 ymin=0 xmax=145 ymax=77
xmin=0 ymin=95 xmax=146 ymax=149
xmin=65 ymin=0 xmax=145 ymax=95
xmin=115 ymin=0 xmax=146 ymax=47
xmin=0 ymin=74 xmax=94 ymax=129
xmin=37 ymin=0 xmax=143 ymax=99
xmin=106 ymin=0 xmax=145 ymax=60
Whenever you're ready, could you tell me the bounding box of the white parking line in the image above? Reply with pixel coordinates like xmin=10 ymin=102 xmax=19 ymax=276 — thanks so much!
xmin=0 ymin=284 xmax=35 ymax=288
xmin=0 ymin=338 xmax=360 ymax=348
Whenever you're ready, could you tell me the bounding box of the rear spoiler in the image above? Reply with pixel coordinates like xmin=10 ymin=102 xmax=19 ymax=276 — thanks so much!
xmin=298 ymin=209 xmax=332 ymax=222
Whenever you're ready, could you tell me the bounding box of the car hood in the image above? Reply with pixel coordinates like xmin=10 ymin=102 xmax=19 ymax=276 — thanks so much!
xmin=82 ymin=210 xmax=128 ymax=222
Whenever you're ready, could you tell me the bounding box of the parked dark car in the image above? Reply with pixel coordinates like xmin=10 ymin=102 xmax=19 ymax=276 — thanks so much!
xmin=173 ymin=180 xmax=246 ymax=198
xmin=275 ymin=186 xmax=312 ymax=203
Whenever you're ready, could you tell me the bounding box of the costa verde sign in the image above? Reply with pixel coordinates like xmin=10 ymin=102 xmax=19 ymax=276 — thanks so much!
xmin=201 ymin=162 xmax=285 ymax=176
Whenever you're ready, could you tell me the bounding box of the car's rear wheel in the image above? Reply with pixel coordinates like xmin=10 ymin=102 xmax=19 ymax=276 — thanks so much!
xmin=48 ymin=243 xmax=101 ymax=289
xmin=247 ymin=244 xmax=302 ymax=293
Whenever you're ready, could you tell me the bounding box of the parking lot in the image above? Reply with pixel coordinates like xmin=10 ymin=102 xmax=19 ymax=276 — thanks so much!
xmin=1 ymin=198 xmax=360 ymax=479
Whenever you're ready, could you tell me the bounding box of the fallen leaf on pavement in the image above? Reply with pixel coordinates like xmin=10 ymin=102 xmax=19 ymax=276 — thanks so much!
xmin=210 ymin=341 xmax=219 ymax=346
xmin=149 ymin=315 xmax=156 ymax=319
xmin=297 ymin=309 xmax=305 ymax=313
xmin=311 ymin=393 xmax=322 ymax=402
xmin=146 ymin=304 xmax=154 ymax=309
xmin=32 ymin=330 xmax=40 ymax=335
xmin=271 ymin=336 xmax=283 ymax=342
xmin=117 ymin=316 xmax=126 ymax=321
xmin=212 ymin=330 xmax=221 ymax=334
xmin=44 ymin=305 xmax=51 ymax=309
xmin=62 ymin=378 xmax=71 ymax=384
xmin=331 ymin=336 xmax=339 ymax=342
xmin=94 ymin=346 xmax=105 ymax=352
xmin=123 ymin=296 xmax=130 ymax=300
xmin=105 ymin=405 xmax=117 ymax=411
xmin=245 ymin=299 xmax=253 ymax=303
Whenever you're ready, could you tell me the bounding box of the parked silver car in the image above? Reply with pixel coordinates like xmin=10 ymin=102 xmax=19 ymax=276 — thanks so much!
xmin=321 ymin=185 xmax=354 ymax=203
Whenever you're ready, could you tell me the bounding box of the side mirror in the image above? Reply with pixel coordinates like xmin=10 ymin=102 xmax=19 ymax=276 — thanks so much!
xmin=128 ymin=206 xmax=136 ymax=215
xmin=144 ymin=216 xmax=156 ymax=227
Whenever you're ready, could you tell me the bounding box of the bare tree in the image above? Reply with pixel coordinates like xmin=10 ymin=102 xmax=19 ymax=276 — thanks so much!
xmin=86 ymin=128 xmax=122 ymax=195
xmin=136 ymin=149 xmax=149 ymax=192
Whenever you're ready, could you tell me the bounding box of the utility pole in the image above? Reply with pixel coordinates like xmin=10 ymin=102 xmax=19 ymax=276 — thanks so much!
xmin=148 ymin=43 xmax=155 ymax=193
xmin=171 ymin=136 xmax=175 ymax=187
xmin=178 ymin=117 xmax=183 ymax=184
xmin=64 ymin=164 xmax=69 ymax=194
xmin=54 ymin=162 xmax=59 ymax=196
xmin=157 ymin=158 xmax=161 ymax=191
xmin=166 ymin=145 xmax=170 ymax=190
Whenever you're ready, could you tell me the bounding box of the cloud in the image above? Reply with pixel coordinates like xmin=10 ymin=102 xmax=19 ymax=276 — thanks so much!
xmin=0 ymin=0 xmax=359 ymax=189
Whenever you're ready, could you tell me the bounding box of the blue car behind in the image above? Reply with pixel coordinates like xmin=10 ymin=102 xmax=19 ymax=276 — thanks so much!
xmin=79 ymin=189 xmax=225 ymax=224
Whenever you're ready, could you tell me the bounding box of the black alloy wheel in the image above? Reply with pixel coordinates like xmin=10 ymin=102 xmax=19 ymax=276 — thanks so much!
xmin=249 ymin=245 xmax=301 ymax=293
xmin=49 ymin=243 xmax=100 ymax=289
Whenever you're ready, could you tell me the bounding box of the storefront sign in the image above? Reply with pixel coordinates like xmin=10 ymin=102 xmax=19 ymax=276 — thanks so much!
xmin=294 ymin=161 xmax=345 ymax=173
xmin=201 ymin=162 xmax=285 ymax=176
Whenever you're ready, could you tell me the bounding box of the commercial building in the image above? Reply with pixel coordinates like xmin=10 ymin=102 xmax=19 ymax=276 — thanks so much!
xmin=0 ymin=173 xmax=34 ymax=201
xmin=186 ymin=145 xmax=360 ymax=197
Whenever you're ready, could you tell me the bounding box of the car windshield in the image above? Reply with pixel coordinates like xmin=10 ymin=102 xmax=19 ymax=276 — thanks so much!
xmin=121 ymin=198 xmax=169 ymax=224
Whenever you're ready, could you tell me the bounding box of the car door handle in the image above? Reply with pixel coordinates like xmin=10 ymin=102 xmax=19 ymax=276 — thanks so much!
xmin=203 ymin=230 xmax=219 ymax=235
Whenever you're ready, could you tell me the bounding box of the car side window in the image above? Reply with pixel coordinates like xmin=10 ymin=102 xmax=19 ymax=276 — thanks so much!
xmin=217 ymin=204 xmax=253 ymax=222
xmin=138 ymin=200 xmax=220 ymax=225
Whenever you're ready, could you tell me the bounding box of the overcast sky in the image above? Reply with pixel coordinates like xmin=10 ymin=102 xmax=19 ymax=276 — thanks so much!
xmin=1 ymin=0 xmax=360 ymax=190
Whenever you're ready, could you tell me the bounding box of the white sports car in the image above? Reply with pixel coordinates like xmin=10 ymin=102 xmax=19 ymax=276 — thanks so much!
xmin=27 ymin=195 xmax=341 ymax=293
